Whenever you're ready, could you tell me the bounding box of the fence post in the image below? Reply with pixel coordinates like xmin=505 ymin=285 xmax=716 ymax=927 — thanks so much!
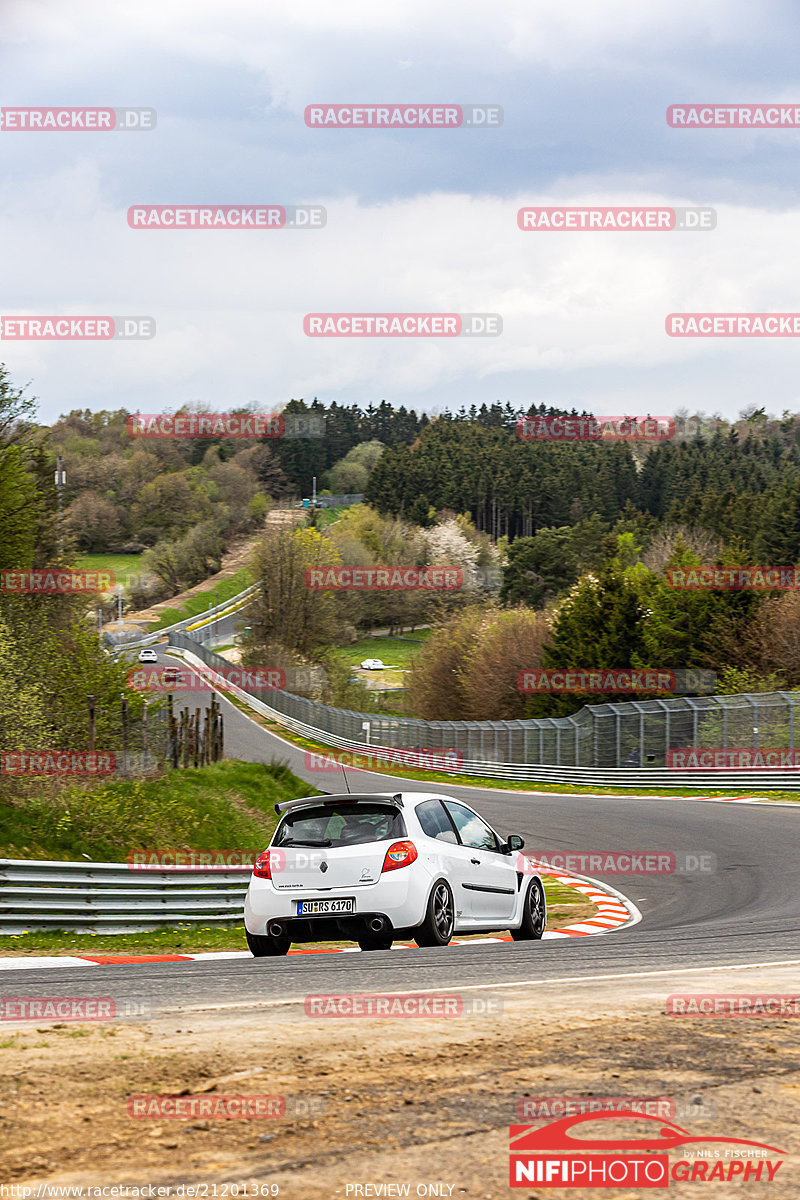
xmin=194 ymin=707 xmax=201 ymax=767
xmin=752 ymin=698 xmax=759 ymax=749
xmin=181 ymin=709 xmax=190 ymax=768
xmin=88 ymin=696 xmax=96 ymax=754
xmin=121 ymin=693 xmax=129 ymax=775
xmin=168 ymin=695 xmax=178 ymax=768
xmin=790 ymin=698 xmax=795 ymax=754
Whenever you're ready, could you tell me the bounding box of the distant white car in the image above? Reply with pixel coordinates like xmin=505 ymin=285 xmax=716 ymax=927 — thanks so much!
xmin=360 ymin=658 xmax=386 ymax=670
xmin=243 ymin=792 xmax=546 ymax=955
xmin=138 ymin=648 xmax=158 ymax=663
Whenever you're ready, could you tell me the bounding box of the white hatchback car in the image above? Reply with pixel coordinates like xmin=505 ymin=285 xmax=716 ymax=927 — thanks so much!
xmin=244 ymin=792 xmax=546 ymax=955
xmin=137 ymin=648 xmax=158 ymax=663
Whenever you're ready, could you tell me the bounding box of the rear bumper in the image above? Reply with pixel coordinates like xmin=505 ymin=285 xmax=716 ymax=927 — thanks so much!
xmin=254 ymin=912 xmax=401 ymax=942
xmin=244 ymin=871 xmax=427 ymax=937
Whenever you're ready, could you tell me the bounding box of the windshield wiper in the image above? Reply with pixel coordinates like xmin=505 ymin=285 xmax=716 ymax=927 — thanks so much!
xmin=281 ymin=838 xmax=332 ymax=847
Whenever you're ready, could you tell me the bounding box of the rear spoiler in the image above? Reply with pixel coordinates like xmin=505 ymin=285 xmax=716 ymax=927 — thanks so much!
xmin=274 ymin=793 xmax=403 ymax=815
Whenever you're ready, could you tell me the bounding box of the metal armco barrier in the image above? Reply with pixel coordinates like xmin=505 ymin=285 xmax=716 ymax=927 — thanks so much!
xmin=0 ymin=859 xmax=251 ymax=934
xmin=110 ymin=583 xmax=259 ymax=652
xmin=169 ymin=635 xmax=800 ymax=785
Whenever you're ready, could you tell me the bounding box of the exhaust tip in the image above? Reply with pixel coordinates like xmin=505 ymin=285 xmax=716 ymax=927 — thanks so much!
xmin=268 ymin=921 xmax=285 ymax=938
xmin=369 ymin=917 xmax=386 ymax=933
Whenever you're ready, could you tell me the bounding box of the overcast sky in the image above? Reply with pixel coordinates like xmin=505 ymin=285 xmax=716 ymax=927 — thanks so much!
xmin=3 ymin=0 xmax=800 ymax=424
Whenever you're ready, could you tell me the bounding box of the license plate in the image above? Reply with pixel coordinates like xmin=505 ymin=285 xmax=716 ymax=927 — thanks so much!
xmin=296 ymin=897 xmax=355 ymax=915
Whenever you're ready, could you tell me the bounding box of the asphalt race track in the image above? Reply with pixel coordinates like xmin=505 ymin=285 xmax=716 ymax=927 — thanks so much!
xmin=5 ymin=650 xmax=799 ymax=1010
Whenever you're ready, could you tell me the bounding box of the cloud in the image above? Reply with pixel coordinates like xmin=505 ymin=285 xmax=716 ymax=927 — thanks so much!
xmin=3 ymin=0 xmax=800 ymax=419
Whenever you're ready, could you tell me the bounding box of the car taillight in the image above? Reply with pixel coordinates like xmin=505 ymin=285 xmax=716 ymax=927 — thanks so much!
xmin=381 ymin=840 xmax=418 ymax=872
xmin=253 ymin=851 xmax=272 ymax=879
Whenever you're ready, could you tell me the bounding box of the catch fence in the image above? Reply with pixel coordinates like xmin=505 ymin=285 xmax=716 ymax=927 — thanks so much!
xmin=169 ymin=634 xmax=800 ymax=773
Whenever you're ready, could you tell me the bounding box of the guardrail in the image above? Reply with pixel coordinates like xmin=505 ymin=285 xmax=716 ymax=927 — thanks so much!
xmin=111 ymin=583 xmax=258 ymax=652
xmin=0 ymin=859 xmax=251 ymax=934
xmin=170 ymin=643 xmax=800 ymax=789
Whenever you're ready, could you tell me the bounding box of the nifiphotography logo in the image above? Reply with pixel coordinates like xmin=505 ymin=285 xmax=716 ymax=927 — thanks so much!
xmin=509 ymin=1111 xmax=785 ymax=1188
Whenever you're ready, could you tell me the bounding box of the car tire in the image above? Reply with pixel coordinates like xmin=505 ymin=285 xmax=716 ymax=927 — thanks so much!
xmin=246 ymin=929 xmax=290 ymax=957
xmin=357 ymin=935 xmax=393 ymax=952
xmin=511 ymin=878 xmax=546 ymax=941
xmin=414 ymin=880 xmax=455 ymax=947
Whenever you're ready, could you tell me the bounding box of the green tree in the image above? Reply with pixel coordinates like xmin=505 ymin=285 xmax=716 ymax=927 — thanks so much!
xmin=250 ymin=526 xmax=353 ymax=656
xmin=0 ymin=445 xmax=39 ymax=568
xmin=500 ymin=529 xmax=579 ymax=608
xmin=0 ymin=610 xmax=52 ymax=753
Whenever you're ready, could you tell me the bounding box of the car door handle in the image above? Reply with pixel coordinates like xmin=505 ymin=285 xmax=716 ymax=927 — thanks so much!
xmin=470 ymin=858 xmax=481 ymax=865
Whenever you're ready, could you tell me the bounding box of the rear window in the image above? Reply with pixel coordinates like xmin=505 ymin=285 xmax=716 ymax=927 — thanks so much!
xmin=274 ymin=804 xmax=406 ymax=848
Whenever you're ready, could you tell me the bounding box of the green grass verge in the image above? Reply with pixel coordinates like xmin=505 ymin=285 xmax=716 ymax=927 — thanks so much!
xmin=0 ymin=759 xmax=319 ymax=861
xmin=75 ymin=554 xmax=144 ymax=590
xmin=328 ymin=631 xmax=432 ymax=692
xmin=329 ymin=630 xmax=432 ymax=671
xmin=0 ymin=881 xmax=584 ymax=955
xmin=309 ymin=505 xmax=354 ymax=529
xmin=150 ymin=567 xmax=253 ymax=631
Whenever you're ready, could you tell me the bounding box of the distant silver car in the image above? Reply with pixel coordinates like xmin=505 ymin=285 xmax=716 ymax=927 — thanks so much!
xmin=244 ymin=791 xmax=546 ymax=956
xmin=360 ymin=658 xmax=386 ymax=670
xmin=137 ymin=648 xmax=158 ymax=663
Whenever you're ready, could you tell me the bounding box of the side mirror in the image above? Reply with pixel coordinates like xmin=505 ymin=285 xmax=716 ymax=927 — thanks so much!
xmin=506 ymin=834 xmax=525 ymax=852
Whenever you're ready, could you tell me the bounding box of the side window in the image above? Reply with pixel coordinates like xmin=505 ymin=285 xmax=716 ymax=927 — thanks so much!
xmin=443 ymin=801 xmax=499 ymax=851
xmin=415 ymin=799 xmax=457 ymax=841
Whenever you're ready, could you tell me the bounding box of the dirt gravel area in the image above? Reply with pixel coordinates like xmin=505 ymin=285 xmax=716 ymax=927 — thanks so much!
xmin=1 ymin=965 xmax=798 ymax=1197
